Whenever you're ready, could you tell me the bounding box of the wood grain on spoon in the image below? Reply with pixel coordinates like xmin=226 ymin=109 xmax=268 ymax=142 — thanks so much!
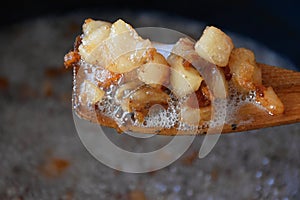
xmin=221 ymin=63 xmax=300 ymax=134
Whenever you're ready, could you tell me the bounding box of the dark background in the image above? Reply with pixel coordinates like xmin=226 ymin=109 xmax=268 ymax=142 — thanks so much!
xmin=1 ymin=0 xmax=299 ymax=68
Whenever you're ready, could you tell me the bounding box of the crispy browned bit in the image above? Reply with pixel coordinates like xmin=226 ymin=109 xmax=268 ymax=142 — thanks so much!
xmin=38 ymin=157 xmax=70 ymax=178
xmin=64 ymin=51 xmax=81 ymax=69
xmin=73 ymin=36 xmax=82 ymax=52
xmin=0 ymin=76 xmax=9 ymax=90
xmin=255 ymin=85 xmax=265 ymax=97
xmin=64 ymin=36 xmax=82 ymax=70
xmin=221 ymin=66 xmax=232 ymax=81
xmin=98 ymin=71 xmax=123 ymax=89
xmin=186 ymin=82 xmax=211 ymax=108
xmin=182 ymin=59 xmax=192 ymax=69
xmin=128 ymin=190 xmax=147 ymax=200
xmin=145 ymin=48 xmax=156 ymax=61
xmin=181 ymin=151 xmax=198 ymax=166
xmin=133 ymin=111 xmax=146 ymax=123
xmin=201 ymin=82 xmax=211 ymax=99
xmin=231 ymin=123 xmax=237 ymax=130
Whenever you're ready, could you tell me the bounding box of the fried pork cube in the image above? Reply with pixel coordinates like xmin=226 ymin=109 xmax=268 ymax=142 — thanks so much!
xmin=256 ymin=86 xmax=284 ymax=115
xmin=228 ymin=48 xmax=262 ymax=93
xmin=229 ymin=48 xmax=284 ymax=115
xmin=195 ymin=26 xmax=234 ymax=66
xmin=137 ymin=50 xmax=170 ymax=86
xmin=168 ymin=38 xmax=203 ymax=97
xmin=79 ymin=80 xmax=105 ymax=105
xmin=168 ymin=55 xmax=203 ymax=97
xmin=78 ymin=19 xmax=153 ymax=73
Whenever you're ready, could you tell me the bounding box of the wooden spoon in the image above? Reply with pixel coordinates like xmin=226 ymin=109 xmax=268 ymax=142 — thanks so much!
xmin=75 ymin=63 xmax=300 ymax=135
xmin=221 ymin=63 xmax=300 ymax=134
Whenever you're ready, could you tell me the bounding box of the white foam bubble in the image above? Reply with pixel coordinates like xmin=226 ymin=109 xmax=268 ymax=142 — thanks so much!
xmin=225 ymin=83 xmax=257 ymax=124
xmin=136 ymin=100 xmax=179 ymax=129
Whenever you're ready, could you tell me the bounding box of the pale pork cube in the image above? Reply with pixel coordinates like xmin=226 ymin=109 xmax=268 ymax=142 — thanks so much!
xmin=195 ymin=26 xmax=234 ymax=66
